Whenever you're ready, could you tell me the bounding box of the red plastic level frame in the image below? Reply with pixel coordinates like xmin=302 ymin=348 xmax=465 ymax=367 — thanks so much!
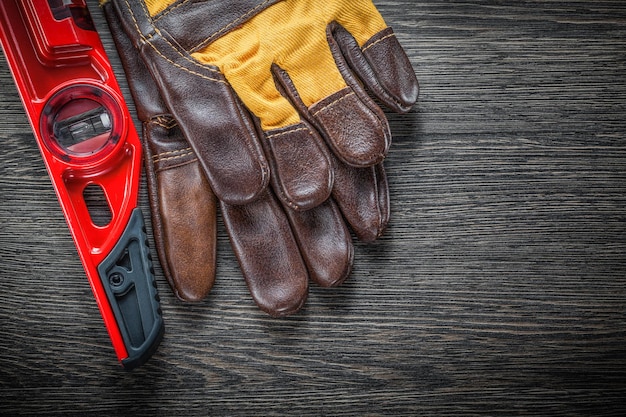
xmin=0 ymin=0 xmax=163 ymax=369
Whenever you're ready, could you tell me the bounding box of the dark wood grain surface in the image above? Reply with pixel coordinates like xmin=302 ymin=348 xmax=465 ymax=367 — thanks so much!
xmin=1 ymin=1 xmax=625 ymax=415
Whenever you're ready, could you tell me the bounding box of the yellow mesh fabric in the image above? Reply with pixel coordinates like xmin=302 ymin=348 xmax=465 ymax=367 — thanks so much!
xmin=185 ymin=0 xmax=388 ymax=131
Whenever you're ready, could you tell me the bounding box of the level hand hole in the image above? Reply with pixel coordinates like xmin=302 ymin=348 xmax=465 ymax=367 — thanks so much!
xmin=83 ymin=183 xmax=112 ymax=227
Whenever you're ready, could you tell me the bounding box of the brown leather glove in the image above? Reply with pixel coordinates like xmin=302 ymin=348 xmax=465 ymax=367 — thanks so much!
xmin=105 ymin=3 xmax=355 ymax=316
xmin=105 ymin=0 xmax=417 ymax=210
xmin=103 ymin=0 xmax=418 ymax=316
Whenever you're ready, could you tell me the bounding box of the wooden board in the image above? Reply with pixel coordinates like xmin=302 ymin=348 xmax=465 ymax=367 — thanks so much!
xmin=1 ymin=1 xmax=625 ymax=415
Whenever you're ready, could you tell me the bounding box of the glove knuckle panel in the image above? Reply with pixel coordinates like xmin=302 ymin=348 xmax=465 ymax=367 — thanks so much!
xmin=265 ymin=123 xmax=334 ymax=211
xmin=361 ymin=28 xmax=419 ymax=112
xmin=309 ymin=89 xmax=390 ymax=167
xmin=330 ymin=22 xmax=419 ymax=114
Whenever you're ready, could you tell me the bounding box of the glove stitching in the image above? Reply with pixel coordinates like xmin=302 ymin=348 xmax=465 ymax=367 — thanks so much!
xmin=124 ymin=0 xmax=226 ymax=84
xmin=152 ymin=147 xmax=192 ymax=159
xmin=153 ymin=157 xmax=198 ymax=173
xmin=151 ymin=33 xmax=226 ymax=82
xmin=311 ymin=91 xmax=356 ymax=116
xmin=190 ymin=0 xmax=276 ymax=53
xmin=265 ymin=127 xmax=308 ymax=139
xmin=153 ymin=149 xmax=195 ymax=163
xmin=154 ymin=152 xmax=195 ymax=163
xmin=273 ymin=185 xmax=301 ymax=211
xmin=361 ymin=32 xmax=396 ymax=53
xmin=152 ymin=116 xmax=178 ymax=129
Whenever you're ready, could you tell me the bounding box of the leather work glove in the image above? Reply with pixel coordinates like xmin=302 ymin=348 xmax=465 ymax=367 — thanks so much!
xmin=102 ymin=0 xmax=418 ymax=316
xmin=105 ymin=0 xmax=418 ymax=211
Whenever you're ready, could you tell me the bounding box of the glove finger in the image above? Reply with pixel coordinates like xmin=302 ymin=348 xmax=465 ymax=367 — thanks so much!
xmin=271 ymin=62 xmax=391 ymax=169
xmin=284 ymin=199 xmax=354 ymax=288
xmin=144 ymin=118 xmax=218 ymax=301
xmin=104 ymin=4 xmax=217 ymax=301
xmin=328 ymin=23 xmax=419 ymax=114
xmin=263 ymin=121 xmax=334 ymax=211
xmin=221 ymin=190 xmax=309 ymax=317
xmin=332 ymin=155 xmax=390 ymax=242
xmin=111 ymin=0 xmax=269 ymax=206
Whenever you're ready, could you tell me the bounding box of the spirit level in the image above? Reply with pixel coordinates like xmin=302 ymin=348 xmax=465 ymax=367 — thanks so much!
xmin=0 ymin=0 xmax=164 ymax=369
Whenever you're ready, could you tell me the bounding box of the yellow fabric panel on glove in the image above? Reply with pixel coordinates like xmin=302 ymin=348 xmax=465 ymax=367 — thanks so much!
xmin=145 ymin=0 xmax=387 ymax=130
xmin=144 ymin=0 xmax=173 ymax=16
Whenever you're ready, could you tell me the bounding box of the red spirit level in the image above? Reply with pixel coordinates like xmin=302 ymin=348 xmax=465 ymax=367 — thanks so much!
xmin=0 ymin=0 xmax=163 ymax=369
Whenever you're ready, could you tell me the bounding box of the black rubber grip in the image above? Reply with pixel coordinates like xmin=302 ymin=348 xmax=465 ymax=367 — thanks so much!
xmin=97 ymin=208 xmax=164 ymax=370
